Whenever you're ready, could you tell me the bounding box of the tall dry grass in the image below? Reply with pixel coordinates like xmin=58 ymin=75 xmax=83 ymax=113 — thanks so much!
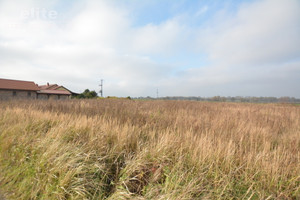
xmin=0 ymin=99 xmax=299 ymax=199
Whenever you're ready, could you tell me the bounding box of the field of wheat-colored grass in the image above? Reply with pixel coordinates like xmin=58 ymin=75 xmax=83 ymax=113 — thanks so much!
xmin=0 ymin=99 xmax=299 ymax=199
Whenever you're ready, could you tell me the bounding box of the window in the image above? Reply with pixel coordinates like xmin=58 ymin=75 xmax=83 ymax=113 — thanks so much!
xmin=58 ymin=95 xmax=60 ymax=100
xmin=27 ymin=92 xmax=31 ymax=97
xmin=12 ymin=91 xmax=16 ymax=96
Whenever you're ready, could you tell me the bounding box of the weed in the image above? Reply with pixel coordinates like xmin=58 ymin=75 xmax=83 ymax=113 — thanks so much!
xmin=0 ymin=99 xmax=299 ymax=199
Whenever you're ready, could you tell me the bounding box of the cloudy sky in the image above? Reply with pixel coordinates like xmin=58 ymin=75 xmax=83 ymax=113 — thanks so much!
xmin=0 ymin=0 xmax=299 ymax=97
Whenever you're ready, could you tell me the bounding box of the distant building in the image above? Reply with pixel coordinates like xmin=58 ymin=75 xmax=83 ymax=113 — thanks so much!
xmin=0 ymin=78 xmax=76 ymax=100
xmin=0 ymin=78 xmax=39 ymax=100
xmin=37 ymin=83 xmax=72 ymax=100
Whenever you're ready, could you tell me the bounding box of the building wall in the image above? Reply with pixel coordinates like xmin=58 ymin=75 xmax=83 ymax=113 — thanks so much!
xmin=0 ymin=90 xmax=37 ymax=100
xmin=0 ymin=90 xmax=12 ymax=100
xmin=56 ymin=87 xmax=67 ymax=91
xmin=37 ymin=94 xmax=49 ymax=100
xmin=0 ymin=90 xmax=70 ymax=100
xmin=59 ymin=95 xmax=70 ymax=100
xmin=37 ymin=94 xmax=70 ymax=100
xmin=48 ymin=94 xmax=58 ymax=100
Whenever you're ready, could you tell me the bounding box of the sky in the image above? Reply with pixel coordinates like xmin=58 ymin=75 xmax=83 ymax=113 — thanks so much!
xmin=0 ymin=0 xmax=299 ymax=98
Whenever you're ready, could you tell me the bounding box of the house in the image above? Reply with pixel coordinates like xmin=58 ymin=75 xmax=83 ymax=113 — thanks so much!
xmin=0 ymin=78 xmax=75 ymax=100
xmin=37 ymin=83 xmax=72 ymax=100
xmin=0 ymin=78 xmax=39 ymax=100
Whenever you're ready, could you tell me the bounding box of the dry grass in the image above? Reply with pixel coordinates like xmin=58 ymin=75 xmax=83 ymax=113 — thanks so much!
xmin=0 ymin=99 xmax=299 ymax=199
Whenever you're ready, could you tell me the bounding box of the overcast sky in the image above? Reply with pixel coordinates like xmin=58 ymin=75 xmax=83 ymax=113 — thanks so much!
xmin=0 ymin=0 xmax=299 ymax=97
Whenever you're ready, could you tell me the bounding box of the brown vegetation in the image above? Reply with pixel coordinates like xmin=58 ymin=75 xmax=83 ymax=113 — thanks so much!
xmin=0 ymin=99 xmax=299 ymax=199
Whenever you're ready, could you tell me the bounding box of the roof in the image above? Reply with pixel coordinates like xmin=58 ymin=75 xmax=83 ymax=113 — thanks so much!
xmin=0 ymin=78 xmax=39 ymax=91
xmin=39 ymin=84 xmax=77 ymax=94
xmin=37 ymin=90 xmax=72 ymax=95
xmin=38 ymin=84 xmax=60 ymax=90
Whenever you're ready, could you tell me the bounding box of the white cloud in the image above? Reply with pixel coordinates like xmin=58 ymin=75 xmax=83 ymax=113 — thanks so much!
xmin=200 ymin=0 xmax=300 ymax=66
xmin=65 ymin=1 xmax=129 ymax=47
xmin=184 ymin=0 xmax=300 ymax=97
xmin=130 ymin=19 xmax=190 ymax=56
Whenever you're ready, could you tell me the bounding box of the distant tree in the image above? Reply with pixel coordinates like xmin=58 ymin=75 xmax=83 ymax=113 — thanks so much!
xmin=76 ymin=89 xmax=98 ymax=99
xmin=212 ymin=96 xmax=221 ymax=102
xmin=279 ymin=96 xmax=290 ymax=103
xmin=89 ymin=91 xmax=98 ymax=98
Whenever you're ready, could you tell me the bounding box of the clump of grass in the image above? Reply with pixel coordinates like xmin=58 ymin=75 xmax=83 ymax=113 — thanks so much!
xmin=0 ymin=99 xmax=299 ymax=199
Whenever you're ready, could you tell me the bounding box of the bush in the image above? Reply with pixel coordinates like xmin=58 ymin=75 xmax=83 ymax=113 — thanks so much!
xmin=76 ymin=89 xmax=98 ymax=99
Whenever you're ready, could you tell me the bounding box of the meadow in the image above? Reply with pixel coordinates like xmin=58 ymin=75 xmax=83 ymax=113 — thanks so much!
xmin=0 ymin=99 xmax=299 ymax=199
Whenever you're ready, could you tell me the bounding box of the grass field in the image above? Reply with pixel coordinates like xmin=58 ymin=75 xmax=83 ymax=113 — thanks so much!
xmin=0 ymin=99 xmax=299 ymax=199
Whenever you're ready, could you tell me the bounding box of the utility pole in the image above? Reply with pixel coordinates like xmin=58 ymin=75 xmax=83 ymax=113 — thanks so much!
xmin=99 ymin=79 xmax=103 ymax=97
xmin=156 ymin=88 xmax=159 ymax=99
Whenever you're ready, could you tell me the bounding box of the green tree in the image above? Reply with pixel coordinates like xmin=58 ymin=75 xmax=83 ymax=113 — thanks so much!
xmin=76 ymin=89 xmax=98 ymax=99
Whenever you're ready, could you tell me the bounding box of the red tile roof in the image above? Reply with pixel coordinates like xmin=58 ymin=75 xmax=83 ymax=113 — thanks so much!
xmin=39 ymin=84 xmax=77 ymax=95
xmin=38 ymin=84 xmax=58 ymax=90
xmin=0 ymin=78 xmax=39 ymax=91
xmin=51 ymin=85 xmax=61 ymax=90
xmin=37 ymin=90 xmax=71 ymax=95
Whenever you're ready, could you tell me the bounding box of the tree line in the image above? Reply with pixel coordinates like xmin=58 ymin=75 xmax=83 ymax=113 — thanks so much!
xmin=135 ymin=96 xmax=300 ymax=103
